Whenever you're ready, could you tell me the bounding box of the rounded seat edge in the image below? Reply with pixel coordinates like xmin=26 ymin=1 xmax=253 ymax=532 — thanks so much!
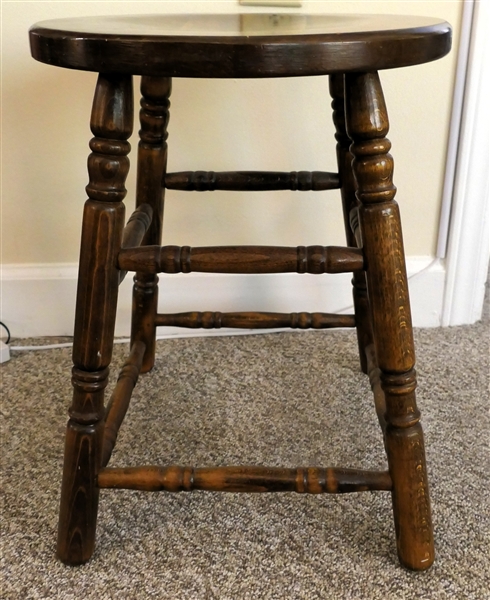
xmin=29 ymin=17 xmax=452 ymax=78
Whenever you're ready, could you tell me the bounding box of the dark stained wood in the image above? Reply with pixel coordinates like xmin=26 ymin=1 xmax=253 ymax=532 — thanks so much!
xmin=329 ymin=73 xmax=373 ymax=374
xmin=118 ymin=244 xmax=364 ymax=275
xmin=101 ymin=341 xmax=146 ymax=468
xmin=119 ymin=204 xmax=153 ymax=284
xmin=31 ymin=12 xmax=449 ymax=571
xmin=136 ymin=77 xmax=171 ymax=251
xmin=155 ymin=311 xmax=355 ymax=329
xmin=29 ymin=14 xmax=451 ymax=78
xmin=73 ymin=73 xmax=133 ymax=371
xmin=98 ymin=465 xmax=392 ymax=494
xmin=385 ymin=422 xmax=433 ymax=568
xmin=57 ymin=73 xmax=133 ymax=566
xmin=121 ymin=204 xmax=153 ymax=249
xmin=349 ymin=207 xmax=362 ymax=249
xmin=345 ymin=71 xmax=434 ymax=571
xmin=57 ymin=369 xmax=107 ymax=565
xmin=365 ymin=343 xmax=387 ymax=434
xmin=131 ymin=76 xmax=172 ymax=373
xmin=165 ymin=170 xmax=340 ymax=191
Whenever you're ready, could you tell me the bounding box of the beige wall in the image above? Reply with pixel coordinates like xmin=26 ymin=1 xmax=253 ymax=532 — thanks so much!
xmin=2 ymin=1 xmax=462 ymax=265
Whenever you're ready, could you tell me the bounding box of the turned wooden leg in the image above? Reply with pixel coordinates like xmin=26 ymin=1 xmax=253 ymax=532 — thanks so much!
xmin=329 ymin=73 xmax=373 ymax=374
xmin=57 ymin=73 xmax=133 ymax=565
xmin=131 ymin=76 xmax=171 ymax=373
xmin=344 ymin=71 xmax=434 ymax=570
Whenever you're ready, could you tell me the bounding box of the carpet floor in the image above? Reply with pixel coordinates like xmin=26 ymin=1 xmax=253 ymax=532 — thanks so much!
xmin=1 ymin=303 xmax=489 ymax=599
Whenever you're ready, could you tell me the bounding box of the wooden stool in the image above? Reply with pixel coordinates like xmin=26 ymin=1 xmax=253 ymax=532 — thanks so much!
xmin=30 ymin=13 xmax=451 ymax=570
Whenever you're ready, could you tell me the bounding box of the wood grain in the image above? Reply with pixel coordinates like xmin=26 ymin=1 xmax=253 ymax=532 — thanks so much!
xmin=98 ymin=465 xmax=392 ymax=494
xmin=30 ymin=12 xmax=450 ymax=570
xmin=155 ymin=311 xmax=355 ymax=329
xmin=29 ymin=14 xmax=451 ymax=77
xmin=101 ymin=341 xmax=146 ymax=468
xmin=119 ymin=204 xmax=153 ymax=284
xmin=329 ymin=73 xmax=373 ymax=374
xmin=57 ymin=73 xmax=133 ymax=566
xmin=165 ymin=170 xmax=340 ymax=191
xmin=345 ymin=71 xmax=434 ymax=571
xmin=118 ymin=244 xmax=364 ymax=275
xmin=131 ymin=77 xmax=172 ymax=372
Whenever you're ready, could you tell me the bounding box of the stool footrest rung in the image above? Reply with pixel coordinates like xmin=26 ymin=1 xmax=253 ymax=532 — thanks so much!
xmin=165 ymin=170 xmax=340 ymax=191
xmin=121 ymin=204 xmax=153 ymax=249
xmin=119 ymin=204 xmax=153 ymax=284
xmin=101 ymin=341 xmax=146 ymax=468
xmin=98 ymin=465 xmax=392 ymax=494
xmin=118 ymin=245 xmax=364 ymax=275
xmin=349 ymin=207 xmax=362 ymax=249
xmin=155 ymin=311 xmax=355 ymax=329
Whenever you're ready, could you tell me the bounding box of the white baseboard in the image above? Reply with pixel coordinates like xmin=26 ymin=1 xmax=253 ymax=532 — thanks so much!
xmin=1 ymin=257 xmax=446 ymax=338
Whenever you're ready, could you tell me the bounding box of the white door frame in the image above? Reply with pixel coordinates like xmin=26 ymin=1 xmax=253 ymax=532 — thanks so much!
xmin=441 ymin=0 xmax=490 ymax=326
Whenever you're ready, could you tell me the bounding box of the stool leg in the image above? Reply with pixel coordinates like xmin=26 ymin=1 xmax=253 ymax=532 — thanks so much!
xmin=57 ymin=73 xmax=133 ymax=565
xmin=344 ymin=72 xmax=434 ymax=570
xmin=131 ymin=77 xmax=172 ymax=372
xmin=329 ymin=74 xmax=373 ymax=373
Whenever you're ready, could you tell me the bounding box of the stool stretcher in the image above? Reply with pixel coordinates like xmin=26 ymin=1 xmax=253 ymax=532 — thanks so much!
xmin=98 ymin=465 xmax=393 ymax=494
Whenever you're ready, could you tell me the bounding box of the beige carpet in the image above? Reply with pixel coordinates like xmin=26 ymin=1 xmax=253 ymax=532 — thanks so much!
xmin=1 ymin=303 xmax=489 ymax=598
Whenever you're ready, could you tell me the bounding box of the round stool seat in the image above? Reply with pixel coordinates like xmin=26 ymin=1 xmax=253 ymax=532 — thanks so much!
xmin=29 ymin=13 xmax=451 ymax=78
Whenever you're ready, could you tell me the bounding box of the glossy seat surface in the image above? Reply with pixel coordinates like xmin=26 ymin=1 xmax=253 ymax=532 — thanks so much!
xmin=29 ymin=13 xmax=451 ymax=78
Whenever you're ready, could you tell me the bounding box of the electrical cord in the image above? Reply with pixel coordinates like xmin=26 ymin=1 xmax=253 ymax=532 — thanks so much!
xmin=0 ymin=321 xmax=11 ymax=344
xmin=6 ymin=258 xmax=441 ymax=352
xmin=9 ymin=329 xmax=290 ymax=351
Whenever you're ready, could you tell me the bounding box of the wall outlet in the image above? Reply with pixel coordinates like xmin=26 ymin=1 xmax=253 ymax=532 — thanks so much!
xmin=239 ymin=1 xmax=302 ymax=7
